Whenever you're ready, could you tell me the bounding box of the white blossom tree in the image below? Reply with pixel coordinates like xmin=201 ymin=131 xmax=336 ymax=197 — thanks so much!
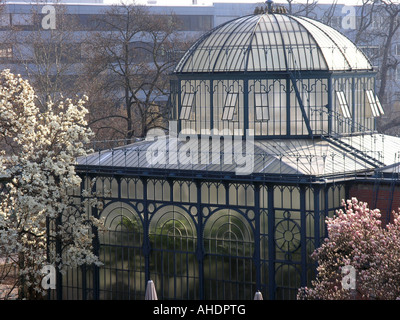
xmin=0 ymin=69 xmax=103 ymax=299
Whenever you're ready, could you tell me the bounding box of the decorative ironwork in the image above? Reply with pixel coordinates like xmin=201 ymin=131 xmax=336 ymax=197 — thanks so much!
xmin=275 ymin=211 xmax=301 ymax=253
xmin=53 ymin=10 xmax=400 ymax=302
xmin=53 ymin=176 xmax=349 ymax=300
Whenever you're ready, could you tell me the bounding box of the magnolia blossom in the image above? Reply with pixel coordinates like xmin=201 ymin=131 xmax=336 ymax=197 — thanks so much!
xmin=0 ymin=70 xmax=103 ymax=299
xmin=298 ymin=197 xmax=400 ymax=300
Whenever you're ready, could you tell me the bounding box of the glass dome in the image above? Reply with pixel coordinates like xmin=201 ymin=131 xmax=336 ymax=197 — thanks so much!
xmin=174 ymin=13 xmax=373 ymax=73
xmin=170 ymin=11 xmax=380 ymax=139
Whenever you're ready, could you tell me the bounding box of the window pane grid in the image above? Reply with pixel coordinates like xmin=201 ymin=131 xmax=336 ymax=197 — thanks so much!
xmin=180 ymin=92 xmax=195 ymax=120
xmin=255 ymin=93 xmax=269 ymax=121
xmin=222 ymin=93 xmax=238 ymax=120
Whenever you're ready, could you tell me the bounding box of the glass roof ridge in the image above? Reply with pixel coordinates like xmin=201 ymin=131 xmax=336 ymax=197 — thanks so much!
xmin=270 ymin=13 xmax=289 ymax=72
xmin=244 ymin=14 xmax=264 ymax=72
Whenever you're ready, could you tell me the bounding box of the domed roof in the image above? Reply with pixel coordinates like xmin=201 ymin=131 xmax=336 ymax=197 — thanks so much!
xmin=174 ymin=13 xmax=373 ymax=73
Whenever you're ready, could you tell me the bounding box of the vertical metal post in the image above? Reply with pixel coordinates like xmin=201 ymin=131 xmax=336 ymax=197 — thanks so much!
xmin=286 ymin=77 xmax=291 ymax=136
xmin=254 ymin=183 xmax=261 ymax=292
xmin=328 ymin=76 xmax=332 ymax=135
xmin=324 ymin=186 xmax=329 ymax=239
xmin=90 ymin=214 xmax=100 ymax=300
xmin=210 ymin=79 xmax=214 ymax=131
xmin=289 ymin=74 xmax=313 ymax=138
xmin=91 ymin=176 xmax=100 ymax=300
xmin=313 ymin=185 xmax=321 ymax=251
xmin=300 ymin=185 xmax=307 ymax=288
xmin=196 ymin=180 xmax=204 ymax=299
xmin=267 ymin=184 xmax=275 ymax=300
xmin=45 ymin=215 xmax=51 ymax=300
xmin=56 ymin=214 xmax=63 ymax=300
xmin=178 ymin=81 xmax=182 ymax=133
xmin=81 ymin=264 xmax=87 ymax=300
xmin=244 ymin=79 xmax=249 ymax=133
xmin=142 ymin=178 xmax=151 ymax=283
xmin=351 ymin=77 xmax=355 ymax=133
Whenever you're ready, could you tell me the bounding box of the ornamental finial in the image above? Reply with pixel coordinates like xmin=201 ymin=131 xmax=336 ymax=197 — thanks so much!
xmin=266 ymin=0 xmax=273 ymax=14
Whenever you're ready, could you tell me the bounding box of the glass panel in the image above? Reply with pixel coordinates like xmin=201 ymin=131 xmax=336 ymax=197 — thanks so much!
xmin=365 ymin=89 xmax=384 ymax=117
xmin=180 ymin=92 xmax=195 ymax=120
xmin=255 ymin=92 xmax=268 ymax=106
xmin=99 ymin=202 xmax=144 ymax=300
xmin=227 ymin=106 xmax=235 ymax=120
xmin=365 ymin=90 xmax=378 ymax=117
xmin=375 ymin=95 xmax=384 ymax=115
xmin=201 ymin=182 xmax=225 ymax=205
xmin=256 ymin=106 xmax=262 ymax=120
xmin=214 ymin=80 xmax=243 ymax=133
xmin=149 ymin=206 xmax=198 ymax=299
xmin=177 ymin=13 xmax=371 ymax=73
xmin=255 ymin=106 xmax=270 ymax=121
xmin=222 ymin=106 xmax=236 ymax=121
xmin=203 ymin=209 xmax=255 ymax=300
xmin=304 ymin=16 xmax=371 ymax=70
xmin=179 ymin=106 xmax=190 ymax=120
xmin=183 ymin=92 xmax=195 ymax=107
xmin=336 ymin=91 xmax=351 ymax=118
xmin=225 ymin=92 xmax=238 ymax=107
xmin=275 ymin=264 xmax=301 ymax=300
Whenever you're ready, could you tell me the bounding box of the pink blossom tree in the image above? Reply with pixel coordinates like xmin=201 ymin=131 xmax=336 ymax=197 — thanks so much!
xmin=298 ymin=197 xmax=400 ymax=300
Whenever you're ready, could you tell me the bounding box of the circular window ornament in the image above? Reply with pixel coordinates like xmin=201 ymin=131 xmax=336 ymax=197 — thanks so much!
xmin=275 ymin=212 xmax=301 ymax=253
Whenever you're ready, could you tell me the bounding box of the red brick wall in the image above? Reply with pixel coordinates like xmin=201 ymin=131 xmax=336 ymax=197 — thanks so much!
xmin=349 ymin=182 xmax=400 ymax=224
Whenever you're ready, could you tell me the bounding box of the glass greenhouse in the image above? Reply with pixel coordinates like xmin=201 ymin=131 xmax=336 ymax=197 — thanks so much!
xmin=59 ymin=8 xmax=400 ymax=300
xmin=173 ymin=13 xmax=377 ymax=138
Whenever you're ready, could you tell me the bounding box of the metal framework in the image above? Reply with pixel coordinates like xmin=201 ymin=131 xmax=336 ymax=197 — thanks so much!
xmin=51 ymin=129 xmax=400 ymax=300
xmin=174 ymin=14 xmax=372 ymax=73
xmin=52 ymin=10 xmax=400 ymax=300
xmin=56 ymin=172 xmax=348 ymax=300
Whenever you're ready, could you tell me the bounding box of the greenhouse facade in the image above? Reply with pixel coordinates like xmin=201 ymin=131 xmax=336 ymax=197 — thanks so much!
xmin=58 ymin=6 xmax=400 ymax=300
